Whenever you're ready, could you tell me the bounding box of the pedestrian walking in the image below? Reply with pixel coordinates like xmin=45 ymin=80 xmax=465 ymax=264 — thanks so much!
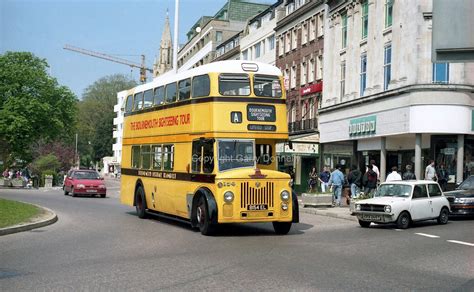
xmin=366 ymin=160 xmax=380 ymax=181
xmin=363 ymin=164 xmax=378 ymax=196
xmin=437 ymin=163 xmax=449 ymax=191
xmin=425 ymin=160 xmax=437 ymax=181
xmin=386 ymin=166 xmax=402 ymax=182
xmin=402 ymin=164 xmax=416 ymax=180
xmin=318 ymin=166 xmax=331 ymax=193
xmin=347 ymin=165 xmax=362 ymax=199
xmin=329 ymin=164 xmax=345 ymax=207
xmin=308 ymin=167 xmax=318 ymax=192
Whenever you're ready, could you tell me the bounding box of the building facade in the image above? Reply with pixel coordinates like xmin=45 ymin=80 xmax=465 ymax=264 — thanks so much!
xmin=320 ymin=0 xmax=474 ymax=185
xmin=275 ymin=0 xmax=325 ymax=193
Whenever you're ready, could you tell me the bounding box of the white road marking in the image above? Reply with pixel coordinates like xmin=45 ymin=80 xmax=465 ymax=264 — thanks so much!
xmin=415 ymin=233 xmax=440 ymax=238
xmin=393 ymin=229 xmax=403 ymax=231
xmin=447 ymin=240 xmax=474 ymax=247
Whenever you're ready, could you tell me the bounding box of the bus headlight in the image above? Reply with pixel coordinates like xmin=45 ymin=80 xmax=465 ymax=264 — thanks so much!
xmin=281 ymin=190 xmax=290 ymax=202
xmin=281 ymin=202 xmax=289 ymax=211
xmin=384 ymin=205 xmax=391 ymax=213
xmin=224 ymin=191 xmax=234 ymax=203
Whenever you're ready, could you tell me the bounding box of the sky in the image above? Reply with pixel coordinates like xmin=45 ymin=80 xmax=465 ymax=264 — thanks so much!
xmin=0 ymin=0 xmax=229 ymax=98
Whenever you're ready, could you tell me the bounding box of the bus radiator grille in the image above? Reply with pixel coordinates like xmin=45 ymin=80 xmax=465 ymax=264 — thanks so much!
xmin=240 ymin=182 xmax=274 ymax=209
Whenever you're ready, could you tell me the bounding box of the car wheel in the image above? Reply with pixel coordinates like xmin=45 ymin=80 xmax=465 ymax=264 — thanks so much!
xmin=437 ymin=207 xmax=449 ymax=225
xmin=71 ymin=187 xmax=76 ymax=197
xmin=196 ymin=195 xmax=215 ymax=235
xmin=396 ymin=211 xmax=411 ymax=229
xmin=358 ymin=220 xmax=371 ymax=228
xmin=135 ymin=186 xmax=147 ymax=219
xmin=64 ymin=187 xmax=68 ymax=196
xmin=272 ymin=222 xmax=292 ymax=235
xmin=100 ymin=194 xmax=106 ymax=198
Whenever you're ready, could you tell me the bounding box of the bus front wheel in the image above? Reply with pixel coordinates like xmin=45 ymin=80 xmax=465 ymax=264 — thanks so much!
xmin=272 ymin=222 xmax=292 ymax=235
xmin=135 ymin=186 xmax=148 ymax=219
xmin=196 ymin=196 xmax=215 ymax=235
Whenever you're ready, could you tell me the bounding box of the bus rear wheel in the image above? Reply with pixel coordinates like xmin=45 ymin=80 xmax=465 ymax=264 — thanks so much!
xmin=135 ymin=186 xmax=148 ymax=219
xmin=272 ymin=222 xmax=292 ymax=235
xmin=196 ymin=196 xmax=215 ymax=235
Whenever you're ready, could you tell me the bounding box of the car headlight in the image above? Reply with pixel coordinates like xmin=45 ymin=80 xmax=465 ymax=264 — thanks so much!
xmin=98 ymin=184 xmax=106 ymax=189
xmin=224 ymin=191 xmax=234 ymax=203
xmin=281 ymin=190 xmax=290 ymax=202
xmin=76 ymin=184 xmax=85 ymax=189
xmin=384 ymin=205 xmax=391 ymax=213
xmin=356 ymin=204 xmax=361 ymax=211
xmin=454 ymin=198 xmax=464 ymax=203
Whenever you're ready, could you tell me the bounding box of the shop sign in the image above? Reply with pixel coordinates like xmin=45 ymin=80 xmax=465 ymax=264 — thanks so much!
xmin=300 ymin=82 xmax=323 ymax=96
xmin=349 ymin=115 xmax=376 ymax=136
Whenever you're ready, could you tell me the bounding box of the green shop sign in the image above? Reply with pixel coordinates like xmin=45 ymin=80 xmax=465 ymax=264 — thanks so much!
xmin=349 ymin=115 xmax=376 ymax=136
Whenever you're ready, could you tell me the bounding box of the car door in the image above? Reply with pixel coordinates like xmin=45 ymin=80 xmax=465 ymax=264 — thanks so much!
xmin=64 ymin=170 xmax=73 ymax=192
xmin=427 ymin=183 xmax=445 ymax=218
xmin=410 ymin=184 xmax=432 ymax=220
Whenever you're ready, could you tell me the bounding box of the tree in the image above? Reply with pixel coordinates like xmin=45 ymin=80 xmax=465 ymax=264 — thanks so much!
xmin=77 ymin=74 xmax=136 ymax=164
xmin=0 ymin=52 xmax=77 ymax=166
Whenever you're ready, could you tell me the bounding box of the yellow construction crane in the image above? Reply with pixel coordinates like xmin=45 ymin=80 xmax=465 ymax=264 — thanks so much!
xmin=64 ymin=44 xmax=153 ymax=83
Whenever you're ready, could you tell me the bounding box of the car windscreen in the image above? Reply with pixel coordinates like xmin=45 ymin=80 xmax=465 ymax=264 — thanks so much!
xmin=375 ymin=184 xmax=412 ymax=198
xmin=73 ymin=171 xmax=100 ymax=180
xmin=459 ymin=176 xmax=474 ymax=190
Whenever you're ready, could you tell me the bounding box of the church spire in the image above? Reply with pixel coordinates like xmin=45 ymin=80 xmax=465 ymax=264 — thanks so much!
xmin=153 ymin=10 xmax=173 ymax=77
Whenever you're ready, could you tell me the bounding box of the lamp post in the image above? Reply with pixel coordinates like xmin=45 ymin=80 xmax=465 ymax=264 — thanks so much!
xmin=75 ymin=133 xmax=78 ymax=168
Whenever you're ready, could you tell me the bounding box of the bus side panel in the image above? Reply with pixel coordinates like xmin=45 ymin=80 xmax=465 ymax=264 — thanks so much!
xmin=120 ymin=145 xmax=135 ymax=206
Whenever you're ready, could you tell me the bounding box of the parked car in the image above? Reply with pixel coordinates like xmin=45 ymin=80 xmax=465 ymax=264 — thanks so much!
xmin=444 ymin=175 xmax=474 ymax=216
xmin=63 ymin=169 xmax=107 ymax=198
xmin=353 ymin=181 xmax=450 ymax=229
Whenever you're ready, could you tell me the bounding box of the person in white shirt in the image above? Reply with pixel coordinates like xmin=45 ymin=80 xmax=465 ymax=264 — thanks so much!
xmin=425 ymin=160 xmax=437 ymax=181
xmin=366 ymin=160 xmax=380 ymax=180
xmin=386 ymin=166 xmax=402 ymax=182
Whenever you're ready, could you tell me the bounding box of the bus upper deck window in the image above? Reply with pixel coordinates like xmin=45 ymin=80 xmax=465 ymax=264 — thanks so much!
xmin=165 ymin=83 xmax=177 ymax=103
xmin=254 ymin=75 xmax=282 ymax=98
xmin=178 ymin=78 xmax=191 ymax=101
xmin=125 ymin=95 xmax=133 ymax=113
xmin=219 ymin=74 xmax=250 ymax=96
xmin=143 ymin=89 xmax=153 ymax=108
xmin=154 ymin=86 xmax=164 ymax=106
xmin=192 ymin=74 xmax=210 ymax=98
xmin=133 ymin=92 xmax=143 ymax=111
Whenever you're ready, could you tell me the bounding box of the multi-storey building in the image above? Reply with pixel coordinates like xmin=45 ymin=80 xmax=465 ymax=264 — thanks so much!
xmin=320 ymin=0 xmax=474 ymax=184
xmin=275 ymin=0 xmax=325 ymax=193
xmin=214 ymin=32 xmax=241 ymax=61
xmin=177 ymin=0 xmax=270 ymax=72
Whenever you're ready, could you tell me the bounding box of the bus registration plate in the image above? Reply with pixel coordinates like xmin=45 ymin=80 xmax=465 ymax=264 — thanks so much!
xmin=247 ymin=204 xmax=268 ymax=211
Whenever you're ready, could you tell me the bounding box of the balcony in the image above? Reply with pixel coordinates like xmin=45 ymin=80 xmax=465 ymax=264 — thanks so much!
xmin=288 ymin=118 xmax=318 ymax=134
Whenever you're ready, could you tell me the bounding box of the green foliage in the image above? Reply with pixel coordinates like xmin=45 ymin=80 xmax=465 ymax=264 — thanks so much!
xmin=0 ymin=51 xmax=77 ymax=166
xmin=77 ymin=74 xmax=136 ymax=163
xmin=0 ymin=198 xmax=40 ymax=228
xmin=30 ymin=154 xmax=60 ymax=177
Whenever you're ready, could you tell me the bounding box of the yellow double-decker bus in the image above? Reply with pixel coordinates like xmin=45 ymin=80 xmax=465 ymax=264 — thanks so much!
xmin=120 ymin=60 xmax=298 ymax=235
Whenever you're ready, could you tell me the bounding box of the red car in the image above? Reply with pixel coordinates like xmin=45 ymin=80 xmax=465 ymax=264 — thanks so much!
xmin=63 ymin=169 xmax=107 ymax=198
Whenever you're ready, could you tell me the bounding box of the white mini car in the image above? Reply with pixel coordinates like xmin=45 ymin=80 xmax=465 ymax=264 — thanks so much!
xmin=353 ymin=180 xmax=450 ymax=229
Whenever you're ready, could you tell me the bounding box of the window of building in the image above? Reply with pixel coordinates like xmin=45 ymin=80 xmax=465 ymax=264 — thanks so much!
xmin=341 ymin=13 xmax=348 ymax=49
xmin=310 ymin=17 xmax=316 ymax=41
xmin=256 ymin=144 xmax=272 ymax=165
xmin=361 ymin=0 xmax=369 ymax=39
xmin=290 ymin=65 xmax=296 ymax=88
xmin=255 ymin=42 xmax=261 ymax=58
xmin=268 ymin=35 xmax=275 ymax=51
xmin=340 ymin=61 xmax=346 ymax=98
xmin=384 ymin=44 xmax=392 ymax=90
xmin=192 ymin=74 xmax=210 ymax=97
xmin=163 ymin=144 xmax=174 ymax=171
xmin=291 ymin=102 xmax=296 ymax=122
xmin=131 ymin=146 xmax=140 ymax=168
xmin=141 ymin=145 xmax=151 ymax=169
xmin=301 ymin=61 xmax=307 ymax=85
xmin=125 ymin=95 xmax=133 ymax=113
xmin=178 ymin=78 xmax=191 ymax=101
xmin=216 ymin=31 xmax=223 ymax=42
xmin=154 ymin=86 xmax=164 ymax=105
xmin=385 ymin=0 xmax=393 ymax=28
xmin=317 ymin=13 xmax=324 ymax=37
xmin=133 ymin=92 xmax=143 ymax=111
xmin=143 ymin=89 xmax=153 ymax=108
xmin=242 ymin=49 xmax=248 ymax=60
xmin=433 ymin=62 xmax=449 ymax=83
xmin=317 ymin=55 xmax=323 ymax=80
xmin=165 ymin=82 xmax=177 ymax=103
xmin=309 ymin=98 xmax=315 ymax=119
xmin=286 ymin=2 xmax=294 ymax=15
xmin=360 ymin=54 xmax=367 ymax=96
xmin=302 ymin=22 xmax=308 ymax=44
xmin=219 ymin=73 xmax=251 ymax=96
xmin=152 ymin=145 xmax=162 ymax=170
xmin=278 ymin=36 xmax=284 ymax=56
xmin=286 ymin=32 xmax=291 ymax=53
xmin=292 ymin=29 xmax=297 ymax=50
xmin=308 ymin=58 xmax=315 ymax=82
